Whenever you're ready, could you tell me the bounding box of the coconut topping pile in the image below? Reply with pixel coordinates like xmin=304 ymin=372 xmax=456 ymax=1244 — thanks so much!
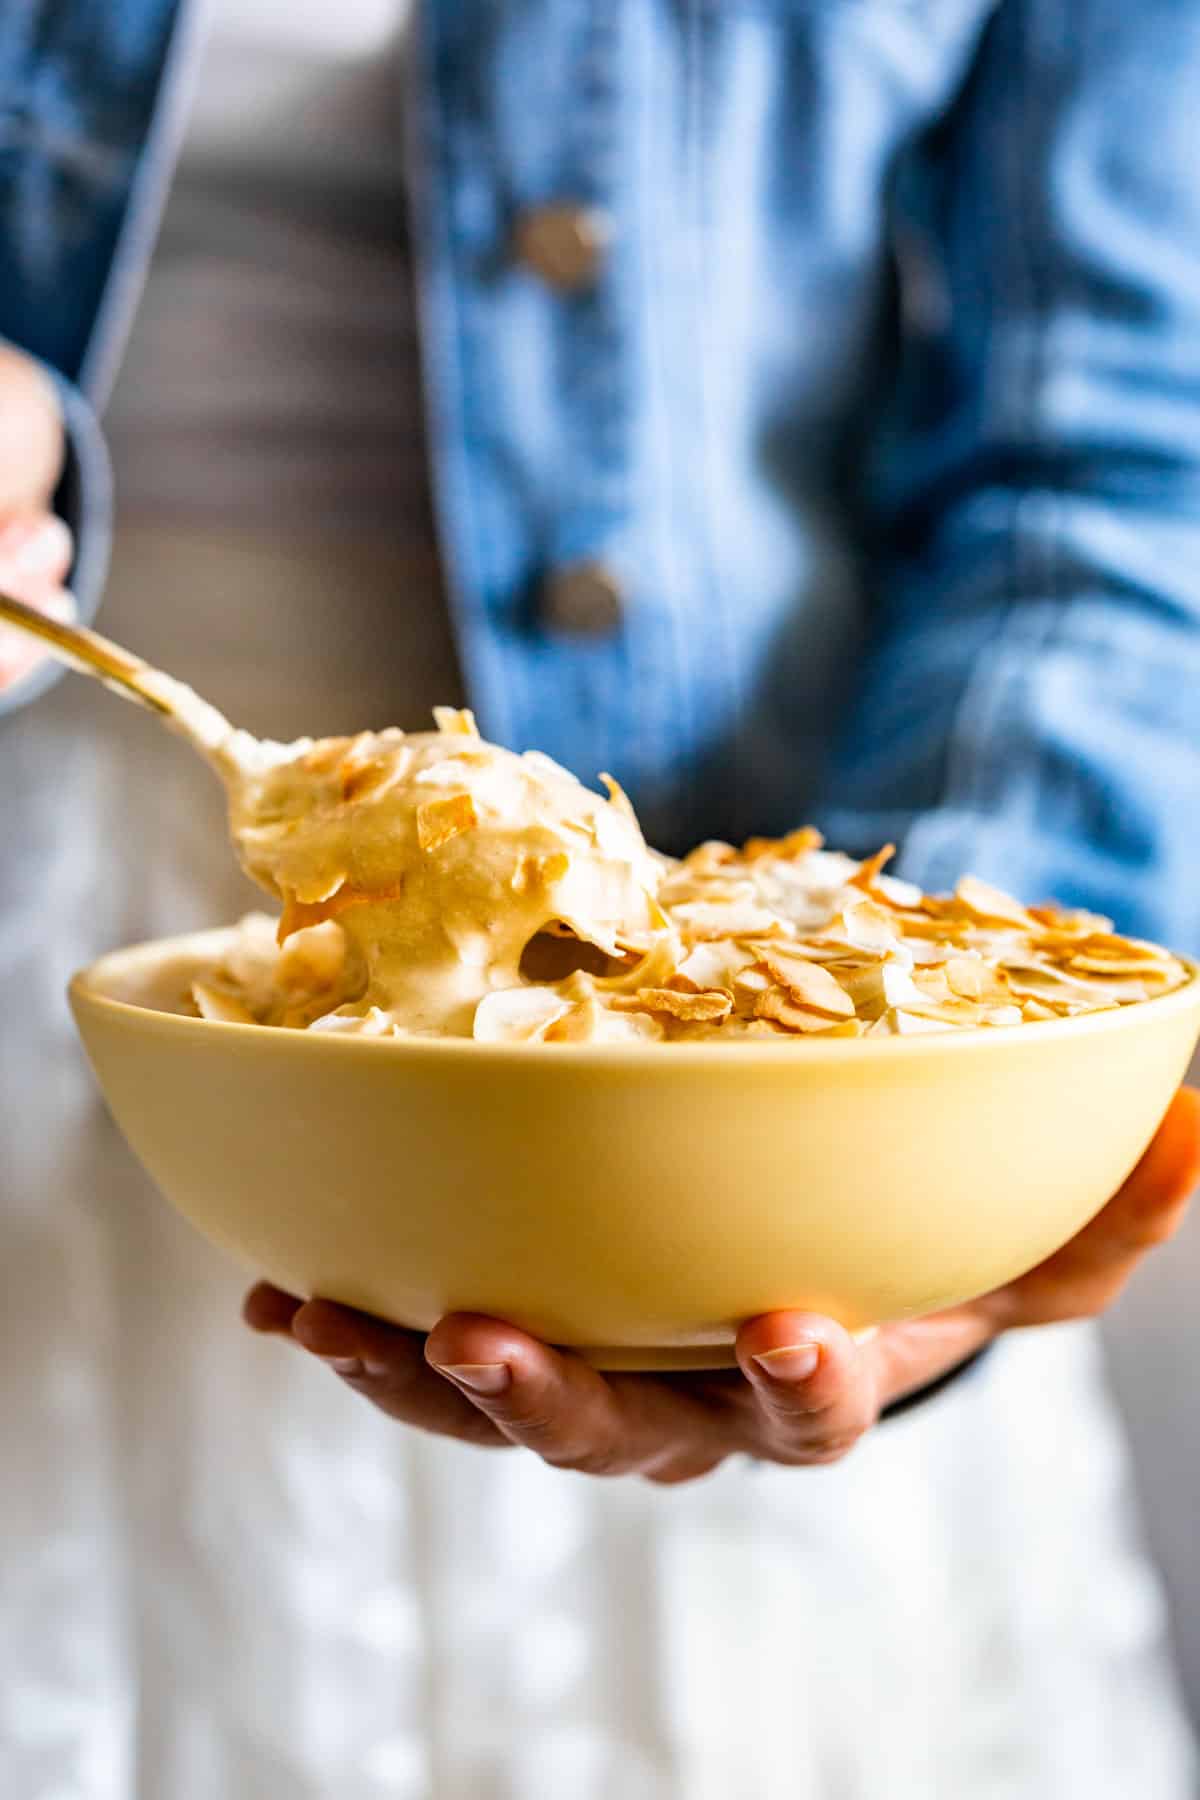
xmin=179 ymin=709 xmax=1189 ymax=1043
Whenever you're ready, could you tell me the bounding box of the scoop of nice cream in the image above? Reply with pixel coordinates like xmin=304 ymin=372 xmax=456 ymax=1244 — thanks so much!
xmin=221 ymin=709 xmax=665 ymax=1037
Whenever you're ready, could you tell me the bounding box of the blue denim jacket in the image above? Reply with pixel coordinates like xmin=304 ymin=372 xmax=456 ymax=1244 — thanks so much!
xmin=4 ymin=0 xmax=1200 ymax=947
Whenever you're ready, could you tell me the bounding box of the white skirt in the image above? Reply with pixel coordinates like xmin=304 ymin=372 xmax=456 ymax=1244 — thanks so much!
xmin=1 ymin=526 xmax=1193 ymax=1799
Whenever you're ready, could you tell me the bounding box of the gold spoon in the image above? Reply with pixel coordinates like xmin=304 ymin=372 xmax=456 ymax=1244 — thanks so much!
xmin=0 ymin=589 xmax=251 ymax=772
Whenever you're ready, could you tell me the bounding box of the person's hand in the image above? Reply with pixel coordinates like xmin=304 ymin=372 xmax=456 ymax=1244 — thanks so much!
xmin=0 ymin=344 xmax=74 ymax=693
xmin=244 ymin=1087 xmax=1200 ymax=1484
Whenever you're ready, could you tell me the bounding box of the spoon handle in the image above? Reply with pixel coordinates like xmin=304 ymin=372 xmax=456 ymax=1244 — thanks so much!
xmin=0 ymin=590 xmax=177 ymax=716
xmin=0 ymin=589 xmax=239 ymax=764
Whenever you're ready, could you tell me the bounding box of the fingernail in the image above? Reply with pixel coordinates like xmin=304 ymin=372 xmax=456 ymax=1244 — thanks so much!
xmin=322 ymin=1356 xmax=365 ymax=1377
xmin=753 ymin=1343 xmax=821 ymax=1383
xmin=436 ymin=1361 xmax=511 ymax=1395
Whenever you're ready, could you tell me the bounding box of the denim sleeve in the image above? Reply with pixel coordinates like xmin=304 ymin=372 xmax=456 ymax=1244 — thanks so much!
xmin=816 ymin=0 xmax=1200 ymax=957
xmin=0 ymin=346 xmax=112 ymax=721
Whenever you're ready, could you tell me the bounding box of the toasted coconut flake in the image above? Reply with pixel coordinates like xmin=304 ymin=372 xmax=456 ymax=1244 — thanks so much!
xmin=513 ymin=850 xmax=572 ymax=894
xmin=890 ymin=937 xmax=945 ymax=967
xmin=834 ymin=897 xmax=907 ymax=955
xmin=599 ymin=1008 xmax=666 ymax=1042
xmin=309 ymin=1005 xmax=397 ymax=1037
xmin=981 ymin=1004 xmax=1025 ymax=1027
xmin=1018 ymin=999 xmax=1060 ymax=1021
xmin=911 ymin=967 xmax=953 ymax=1004
xmin=673 ymin=941 xmax=755 ymax=992
xmin=191 ymin=982 xmax=257 ymax=1025
xmin=634 ymin=986 xmax=732 ymax=1022
xmin=755 ymin=989 xmax=848 ymax=1033
xmin=276 ymin=920 xmax=345 ymax=986
xmin=417 ymin=792 xmax=479 ymax=852
xmin=598 ymin=772 xmax=637 ymax=819
xmin=1002 ymin=962 xmax=1158 ymax=1006
xmin=290 ymin=867 xmax=349 ymax=907
xmin=954 ymin=875 xmax=1038 ymax=930
xmin=540 ymin=851 xmax=572 ymax=885
xmin=1067 ymin=942 xmax=1178 ymax=976
xmin=412 ymin=758 xmax=481 ymax=789
xmin=298 ymin=737 xmax=353 ymax=776
xmin=536 ymin=999 xmax=598 ymax=1042
xmin=868 ymin=1007 xmax=956 ymax=1037
xmin=683 ymin=840 xmax=739 ymax=874
xmin=474 ymin=987 xmax=570 ymax=1043
xmin=849 ymin=843 xmax=896 ymax=891
xmin=433 ymin=706 xmax=479 ymax=737
xmin=667 ymin=899 xmax=787 ymax=940
xmin=944 ymin=956 xmax=1011 ymax=1004
xmin=741 ymin=826 xmax=824 ymax=863
xmin=277 ymin=879 xmax=408 ymax=943
xmin=545 ymin=996 xmax=665 ymax=1042
xmin=874 ymin=873 xmax=925 ymax=909
xmin=663 ymin=871 xmax=758 ymax=903
xmin=839 ymin=960 xmax=928 ymax=1017
xmin=510 ymin=856 xmax=534 ymax=895
xmin=759 ymin=947 xmax=856 ymax=1017
xmin=889 ymin=914 xmax=969 ymax=943
xmin=1029 ymin=904 xmax=1115 ymax=935
xmin=340 ymin=754 xmax=408 ymax=803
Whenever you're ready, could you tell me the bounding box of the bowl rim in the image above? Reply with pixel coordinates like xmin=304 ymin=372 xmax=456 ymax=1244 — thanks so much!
xmin=69 ymin=927 xmax=1200 ymax=1069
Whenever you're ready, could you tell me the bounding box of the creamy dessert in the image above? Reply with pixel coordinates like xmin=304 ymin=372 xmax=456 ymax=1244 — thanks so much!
xmin=159 ymin=707 xmax=1190 ymax=1044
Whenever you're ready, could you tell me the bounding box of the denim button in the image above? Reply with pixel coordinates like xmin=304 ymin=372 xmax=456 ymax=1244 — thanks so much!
xmin=541 ymin=560 xmax=624 ymax=635
xmin=514 ymin=204 xmax=610 ymax=291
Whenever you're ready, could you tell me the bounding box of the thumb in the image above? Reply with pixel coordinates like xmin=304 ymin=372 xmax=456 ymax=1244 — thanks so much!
xmin=0 ymin=346 xmax=65 ymax=513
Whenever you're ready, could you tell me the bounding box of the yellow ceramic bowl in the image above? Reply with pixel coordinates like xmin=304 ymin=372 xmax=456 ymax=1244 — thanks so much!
xmin=71 ymin=928 xmax=1200 ymax=1370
